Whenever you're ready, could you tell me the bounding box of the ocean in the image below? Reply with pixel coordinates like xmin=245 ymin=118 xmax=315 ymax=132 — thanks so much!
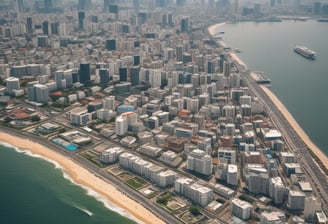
xmin=0 ymin=143 xmax=137 ymax=224
xmin=213 ymin=20 xmax=328 ymax=156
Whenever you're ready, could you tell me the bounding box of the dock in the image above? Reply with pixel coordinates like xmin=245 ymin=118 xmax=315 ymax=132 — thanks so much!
xmin=251 ymin=71 xmax=271 ymax=84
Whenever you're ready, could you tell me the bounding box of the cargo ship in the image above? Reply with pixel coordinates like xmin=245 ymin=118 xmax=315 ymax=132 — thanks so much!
xmin=294 ymin=45 xmax=316 ymax=59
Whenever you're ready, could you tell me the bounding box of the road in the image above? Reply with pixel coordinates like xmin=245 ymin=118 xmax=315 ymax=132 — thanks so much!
xmin=0 ymin=126 xmax=182 ymax=224
xmin=241 ymin=70 xmax=328 ymax=211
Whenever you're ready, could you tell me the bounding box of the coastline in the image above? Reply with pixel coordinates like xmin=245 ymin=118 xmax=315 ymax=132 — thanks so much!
xmin=260 ymin=86 xmax=328 ymax=168
xmin=207 ymin=24 xmax=328 ymax=170
xmin=0 ymin=131 xmax=164 ymax=224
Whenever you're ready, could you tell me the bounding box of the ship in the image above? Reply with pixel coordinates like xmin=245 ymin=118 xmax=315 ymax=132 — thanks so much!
xmin=294 ymin=45 xmax=316 ymax=59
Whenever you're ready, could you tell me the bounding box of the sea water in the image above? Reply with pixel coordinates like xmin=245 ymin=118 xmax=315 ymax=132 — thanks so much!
xmin=214 ymin=20 xmax=328 ymax=155
xmin=0 ymin=143 xmax=137 ymax=224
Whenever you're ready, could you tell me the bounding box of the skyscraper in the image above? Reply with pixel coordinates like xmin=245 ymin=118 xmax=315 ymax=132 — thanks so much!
xmin=119 ymin=67 xmax=128 ymax=82
xmin=105 ymin=39 xmax=116 ymax=51
xmin=44 ymin=0 xmax=53 ymax=9
xmin=104 ymin=0 xmax=110 ymax=12
xmin=133 ymin=0 xmax=139 ymax=11
xmin=99 ymin=68 xmax=110 ymax=86
xmin=42 ymin=21 xmax=49 ymax=35
xmin=180 ymin=18 xmax=189 ymax=33
xmin=50 ymin=22 xmax=59 ymax=35
xmin=26 ymin=17 xmax=33 ymax=34
xmin=223 ymin=61 xmax=230 ymax=77
xmin=78 ymin=11 xmax=85 ymax=30
xmin=17 ymin=0 xmax=24 ymax=12
xmin=79 ymin=63 xmax=91 ymax=86
xmin=130 ymin=66 xmax=140 ymax=86
xmin=78 ymin=0 xmax=91 ymax=10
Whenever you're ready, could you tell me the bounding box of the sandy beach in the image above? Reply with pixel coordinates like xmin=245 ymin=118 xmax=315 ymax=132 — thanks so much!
xmin=0 ymin=132 xmax=164 ymax=224
xmin=261 ymin=86 xmax=328 ymax=168
xmin=207 ymin=22 xmax=225 ymax=36
xmin=207 ymin=23 xmax=328 ymax=170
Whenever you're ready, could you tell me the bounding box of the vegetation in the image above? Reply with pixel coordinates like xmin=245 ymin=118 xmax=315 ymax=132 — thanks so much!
xmin=31 ymin=115 xmax=41 ymax=122
xmin=126 ymin=178 xmax=145 ymax=189
xmin=156 ymin=193 xmax=173 ymax=205
xmin=239 ymin=194 xmax=255 ymax=204
xmin=4 ymin=116 xmax=12 ymax=123
xmin=189 ymin=205 xmax=200 ymax=216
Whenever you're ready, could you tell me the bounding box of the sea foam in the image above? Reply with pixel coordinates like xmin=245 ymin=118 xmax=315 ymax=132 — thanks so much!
xmin=0 ymin=141 xmax=144 ymax=224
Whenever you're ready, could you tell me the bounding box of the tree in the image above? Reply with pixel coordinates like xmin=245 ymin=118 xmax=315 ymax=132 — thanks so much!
xmin=4 ymin=116 xmax=12 ymax=123
xmin=189 ymin=205 xmax=200 ymax=216
xmin=31 ymin=115 xmax=41 ymax=122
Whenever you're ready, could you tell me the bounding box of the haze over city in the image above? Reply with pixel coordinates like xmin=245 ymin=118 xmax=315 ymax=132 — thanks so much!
xmin=0 ymin=0 xmax=328 ymax=224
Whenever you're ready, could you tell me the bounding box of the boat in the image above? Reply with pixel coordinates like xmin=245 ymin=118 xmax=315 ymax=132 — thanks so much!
xmin=317 ymin=18 xmax=328 ymax=22
xmin=294 ymin=45 xmax=316 ymax=59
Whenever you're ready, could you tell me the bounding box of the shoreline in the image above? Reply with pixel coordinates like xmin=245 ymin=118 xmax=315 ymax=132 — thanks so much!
xmin=260 ymin=86 xmax=328 ymax=168
xmin=207 ymin=23 xmax=328 ymax=170
xmin=0 ymin=131 xmax=165 ymax=224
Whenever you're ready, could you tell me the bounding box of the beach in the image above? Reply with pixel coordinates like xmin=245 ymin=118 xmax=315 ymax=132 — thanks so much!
xmin=0 ymin=132 xmax=164 ymax=224
xmin=208 ymin=24 xmax=328 ymax=170
xmin=208 ymin=23 xmax=247 ymax=70
xmin=260 ymin=86 xmax=328 ymax=168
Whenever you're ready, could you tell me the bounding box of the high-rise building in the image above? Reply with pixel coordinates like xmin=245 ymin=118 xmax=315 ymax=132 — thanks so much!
xmin=180 ymin=18 xmax=189 ymax=33
xmin=37 ymin=36 xmax=49 ymax=47
xmin=17 ymin=0 xmax=24 ymax=12
xmin=119 ymin=67 xmax=127 ymax=82
xmin=78 ymin=0 xmax=91 ymax=10
xmin=130 ymin=66 xmax=140 ymax=86
xmin=174 ymin=178 xmax=213 ymax=206
xmin=99 ymin=68 xmax=110 ymax=86
xmin=227 ymin=164 xmax=238 ymax=185
xmin=269 ymin=177 xmax=285 ymax=204
xmin=44 ymin=0 xmax=53 ymax=9
xmin=103 ymin=96 xmax=115 ymax=110
xmin=101 ymin=147 xmax=124 ymax=163
xmin=79 ymin=63 xmax=91 ymax=86
xmin=34 ymin=84 xmax=49 ymax=103
xmin=42 ymin=21 xmax=49 ymax=35
xmin=54 ymin=71 xmax=65 ymax=89
xmin=218 ymin=149 xmax=236 ymax=164
xmin=254 ymin=3 xmax=261 ymax=18
xmin=5 ymin=77 xmax=20 ymax=94
xmin=50 ymin=21 xmax=59 ymax=35
xmin=304 ymin=196 xmax=321 ymax=220
xmin=91 ymin=15 xmax=98 ymax=23
xmin=78 ymin=11 xmax=85 ymax=30
xmin=105 ymin=39 xmax=116 ymax=51
xmin=313 ymin=2 xmax=322 ymax=15
xmin=133 ymin=0 xmax=139 ymax=11
xmin=287 ymin=190 xmax=305 ymax=211
xmin=133 ymin=55 xmax=140 ymax=66
xmin=176 ymin=45 xmax=184 ymax=62
xmin=223 ymin=61 xmax=230 ymax=77
xmin=207 ymin=60 xmax=216 ymax=74
xmin=115 ymin=112 xmax=137 ymax=136
xmin=187 ymin=149 xmax=212 ymax=176
xmin=104 ymin=0 xmax=110 ymax=11
xmin=26 ymin=17 xmax=33 ymax=34
xmin=231 ymin=198 xmax=252 ymax=220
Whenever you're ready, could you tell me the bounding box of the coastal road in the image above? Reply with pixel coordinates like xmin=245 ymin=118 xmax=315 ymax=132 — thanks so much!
xmin=241 ymin=71 xmax=328 ymax=211
xmin=0 ymin=126 xmax=182 ymax=224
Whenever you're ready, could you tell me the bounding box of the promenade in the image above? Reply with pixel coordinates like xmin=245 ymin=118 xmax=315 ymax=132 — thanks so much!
xmin=0 ymin=127 xmax=173 ymax=224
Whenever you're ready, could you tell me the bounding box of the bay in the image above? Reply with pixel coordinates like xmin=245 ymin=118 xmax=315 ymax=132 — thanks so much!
xmin=0 ymin=144 xmax=136 ymax=224
xmin=214 ymin=20 xmax=328 ymax=155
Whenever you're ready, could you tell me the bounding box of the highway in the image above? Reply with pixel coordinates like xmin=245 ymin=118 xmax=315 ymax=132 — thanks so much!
xmin=241 ymin=70 xmax=328 ymax=211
